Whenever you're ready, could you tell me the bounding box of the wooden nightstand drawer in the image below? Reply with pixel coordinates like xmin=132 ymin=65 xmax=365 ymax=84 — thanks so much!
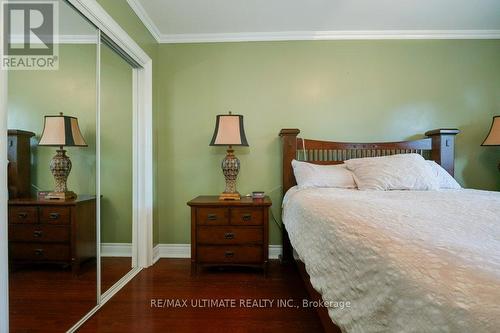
xmin=197 ymin=245 xmax=262 ymax=264
xmin=9 ymin=206 xmax=38 ymax=224
xmin=8 ymin=196 xmax=96 ymax=274
xmin=10 ymin=243 xmax=71 ymax=261
xmin=188 ymin=195 xmax=271 ymax=274
xmin=230 ymin=208 xmax=263 ymax=225
xmin=196 ymin=207 xmax=229 ymax=225
xmin=9 ymin=224 xmax=70 ymax=243
xmin=197 ymin=226 xmax=263 ymax=245
xmin=39 ymin=207 xmax=70 ymax=224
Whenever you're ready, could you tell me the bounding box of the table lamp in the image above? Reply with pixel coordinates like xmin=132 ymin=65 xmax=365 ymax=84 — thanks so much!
xmin=481 ymin=115 xmax=500 ymax=171
xmin=38 ymin=113 xmax=87 ymax=200
xmin=209 ymin=112 xmax=249 ymax=200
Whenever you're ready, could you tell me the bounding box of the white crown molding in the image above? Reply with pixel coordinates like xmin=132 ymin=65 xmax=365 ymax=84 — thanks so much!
xmin=9 ymin=34 xmax=98 ymax=44
xmin=158 ymin=29 xmax=500 ymax=43
xmin=120 ymin=2 xmax=500 ymax=44
xmin=126 ymin=0 xmax=161 ymax=42
xmin=59 ymin=34 xmax=98 ymax=44
xmin=121 ymin=1 xmax=500 ymax=44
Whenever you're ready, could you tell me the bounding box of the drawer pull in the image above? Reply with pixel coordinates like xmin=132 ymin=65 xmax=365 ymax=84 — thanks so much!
xmin=18 ymin=212 xmax=28 ymax=219
xmin=34 ymin=249 xmax=44 ymax=256
xmin=242 ymin=214 xmax=252 ymax=222
xmin=207 ymin=214 xmax=217 ymax=221
xmin=33 ymin=230 xmax=43 ymax=238
xmin=224 ymin=251 xmax=234 ymax=258
xmin=224 ymin=232 xmax=235 ymax=240
xmin=49 ymin=213 xmax=60 ymax=220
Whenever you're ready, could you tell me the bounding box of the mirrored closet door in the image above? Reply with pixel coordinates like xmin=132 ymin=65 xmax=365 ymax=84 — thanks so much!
xmin=7 ymin=1 xmax=99 ymax=331
xmin=6 ymin=0 xmax=147 ymax=330
xmin=99 ymin=38 xmax=137 ymax=295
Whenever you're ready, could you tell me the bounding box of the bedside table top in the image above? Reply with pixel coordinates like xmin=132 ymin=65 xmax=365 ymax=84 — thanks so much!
xmin=9 ymin=195 xmax=97 ymax=206
xmin=187 ymin=195 xmax=272 ymax=207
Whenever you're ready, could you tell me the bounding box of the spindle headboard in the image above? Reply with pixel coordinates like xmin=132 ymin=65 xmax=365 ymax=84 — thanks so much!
xmin=278 ymin=128 xmax=460 ymax=262
xmin=279 ymin=128 xmax=460 ymax=195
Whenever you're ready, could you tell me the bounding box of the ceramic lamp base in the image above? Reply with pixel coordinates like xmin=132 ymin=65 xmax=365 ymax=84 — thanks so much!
xmin=220 ymin=148 xmax=241 ymax=201
xmin=47 ymin=149 xmax=76 ymax=201
xmin=219 ymin=192 xmax=241 ymax=201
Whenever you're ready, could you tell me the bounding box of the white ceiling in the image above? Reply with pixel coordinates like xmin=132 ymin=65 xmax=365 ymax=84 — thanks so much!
xmin=128 ymin=0 xmax=500 ymax=43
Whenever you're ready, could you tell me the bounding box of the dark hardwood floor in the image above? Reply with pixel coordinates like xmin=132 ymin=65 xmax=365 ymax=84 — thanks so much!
xmin=79 ymin=259 xmax=324 ymax=333
xmin=9 ymin=257 xmax=132 ymax=333
xmin=9 ymin=260 xmax=97 ymax=333
xmin=101 ymin=257 xmax=133 ymax=293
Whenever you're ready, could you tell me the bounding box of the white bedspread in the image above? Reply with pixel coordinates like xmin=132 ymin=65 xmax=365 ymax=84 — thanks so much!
xmin=282 ymin=188 xmax=500 ymax=333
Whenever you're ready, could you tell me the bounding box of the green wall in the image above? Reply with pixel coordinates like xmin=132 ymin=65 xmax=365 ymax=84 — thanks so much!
xmin=7 ymin=0 xmax=500 ymax=247
xmin=8 ymin=45 xmax=98 ymax=196
xmin=7 ymin=44 xmax=134 ymax=243
xmin=157 ymin=40 xmax=500 ymax=245
xmin=100 ymin=44 xmax=133 ymax=244
xmin=7 ymin=0 xmax=159 ymax=245
xmin=96 ymin=0 xmax=161 ymax=246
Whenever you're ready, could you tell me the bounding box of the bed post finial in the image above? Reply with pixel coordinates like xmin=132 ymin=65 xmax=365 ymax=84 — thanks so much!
xmin=279 ymin=129 xmax=300 ymax=264
xmin=425 ymin=129 xmax=460 ymax=176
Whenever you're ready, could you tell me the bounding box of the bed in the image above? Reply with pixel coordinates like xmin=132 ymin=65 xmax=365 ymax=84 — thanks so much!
xmin=278 ymin=128 xmax=500 ymax=333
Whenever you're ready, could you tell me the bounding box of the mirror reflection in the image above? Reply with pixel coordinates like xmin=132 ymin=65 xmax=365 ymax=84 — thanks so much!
xmin=7 ymin=1 xmax=99 ymax=331
xmin=99 ymin=40 xmax=135 ymax=294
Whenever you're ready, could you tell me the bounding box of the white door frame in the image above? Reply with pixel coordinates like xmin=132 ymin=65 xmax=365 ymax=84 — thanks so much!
xmin=67 ymin=0 xmax=153 ymax=269
xmin=66 ymin=1 xmax=154 ymax=331
xmin=0 ymin=60 xmax=9 ymax=333
xmin=0 ymin=0 xmax=154 ymax=332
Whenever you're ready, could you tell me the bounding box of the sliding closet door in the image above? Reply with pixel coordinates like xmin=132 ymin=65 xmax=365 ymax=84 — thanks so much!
xmin=99 ymin=40 xmax=135 ymax=294
xmin=6 ymin=0 xmax=99 ymax=331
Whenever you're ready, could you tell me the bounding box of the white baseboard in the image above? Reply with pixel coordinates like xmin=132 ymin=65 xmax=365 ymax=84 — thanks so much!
xmin=152 ymin=243 xmax=161 ymax=264
xmin=101 ymin=243 xmax=132 ymax=257
xmin=268 ymin=245 xmax=282 ymax=259
xmin=156 ymin=243 xmax=191 ymax=259
xmin=111 ymin=243 xmax=282 ymax=261
xmin=155 ymin=244 xmax=282 ymax=260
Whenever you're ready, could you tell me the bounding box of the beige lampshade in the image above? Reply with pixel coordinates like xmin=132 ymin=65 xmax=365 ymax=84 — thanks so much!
xmin=482 ymin=116 xmax=500 ymax=146
xmin=38 ymin=114 xmax=88 ymax=147
xmin=209 ymin=113 xmax=249 ymax=146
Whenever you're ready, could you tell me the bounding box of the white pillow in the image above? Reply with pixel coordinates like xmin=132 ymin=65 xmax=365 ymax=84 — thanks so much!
xmin=292 ymin=159 xmax=357 ymax=189
xmin=427 ymin=161 xmax=462 ymax=189
xmin=344 ymin=153 xmax=439 ymax=191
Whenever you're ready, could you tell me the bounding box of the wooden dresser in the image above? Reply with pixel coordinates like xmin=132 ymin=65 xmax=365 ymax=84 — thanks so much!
xmin=8 ymin=196 xmax=96 ymax=274
xmin=7 ymin=129 xmax=35 ymax=199
xmin=188 ymin=196 xmax=272 ymax=274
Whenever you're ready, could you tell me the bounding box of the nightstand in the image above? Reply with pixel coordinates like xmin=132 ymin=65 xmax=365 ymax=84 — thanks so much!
xmin=8 ymin=195 xmax=96 ymax=274
xmin=187 ymin=195 xmax=272 ymax=275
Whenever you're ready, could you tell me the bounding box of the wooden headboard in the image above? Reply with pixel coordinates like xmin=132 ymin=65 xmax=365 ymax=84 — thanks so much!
xmin=278 ymin=128 xmax=460 ymax=261
xmin=279 ymin=128 xmax=460 ymax=195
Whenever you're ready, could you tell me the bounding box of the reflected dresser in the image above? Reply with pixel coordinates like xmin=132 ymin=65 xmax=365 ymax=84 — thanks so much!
xmin=188 ymin=195 xmax=272 ymax=275
xmin=7 ymin=129 xmax=35 ymax=199
xmin=8 ymin=196 xmax=96 ymax=274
